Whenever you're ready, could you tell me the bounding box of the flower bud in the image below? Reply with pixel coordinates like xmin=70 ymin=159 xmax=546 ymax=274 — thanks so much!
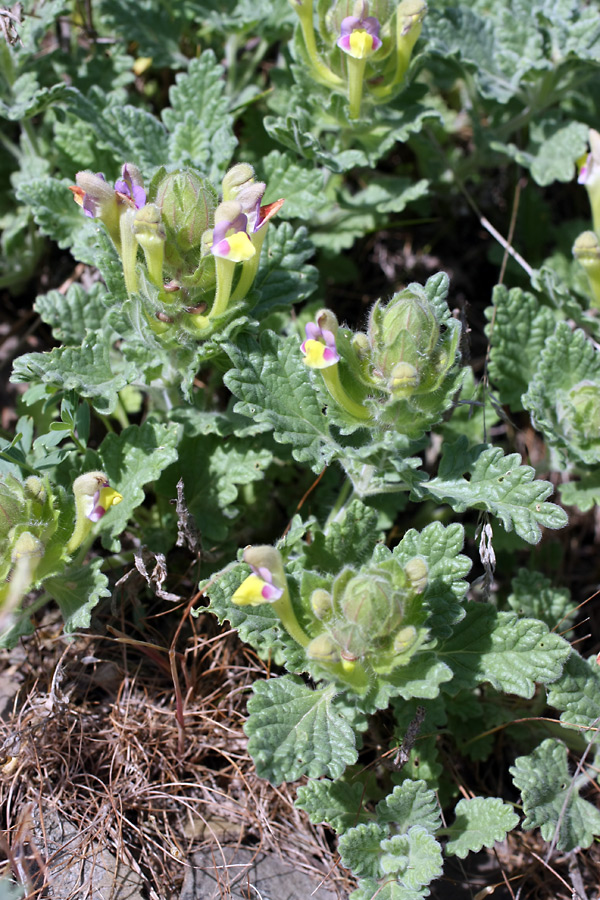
xmin=310 ymin=588 xmax=333 ymax=619
xmin=306 ymin=633 xmax=341 ymax=662
xmin=24 ymin=476 xmax=46 ymax=504
xmin=404 ymin=557 xmax=428 ymax=593
xmin=393 ymin=624 xmax=418 ymax=653
xmin=133 ymin=203 xmax=166 ymax=287
xmin=222 ymin=163 xmax=256 ymax=202
xmin=154 ymin=170 xmax=217 ymax=262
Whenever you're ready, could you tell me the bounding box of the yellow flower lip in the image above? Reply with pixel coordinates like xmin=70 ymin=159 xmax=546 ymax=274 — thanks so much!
xmin=212 ymin=230 xmax=256 ymax=263
xmin=347 ymin=30 xmax=375 ymax=59
xmin=232 ymin=573 xmax=283 ymax=606
xmin=302 ymin=338 xmax=340 ymax=369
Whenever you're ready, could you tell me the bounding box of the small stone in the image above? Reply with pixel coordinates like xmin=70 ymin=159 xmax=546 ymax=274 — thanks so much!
xmin=179 ymin=846 xmax=338 ymax=900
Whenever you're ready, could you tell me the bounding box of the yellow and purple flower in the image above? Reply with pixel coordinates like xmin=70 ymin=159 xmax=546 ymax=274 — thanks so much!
xmin=337 ymin=9 xmax=382 ymax=59
xmin=232 ymin=546 xmax=286 ymax=606
xmin=67 ymin=472 xmax=123 ymax=554
xmin=209 ymin=203 xmax=256 ymax=263
xmin=70 ymin=163 xmax=146 ymax=219
xmin=301 ymin=311 xmax=341 ymax=369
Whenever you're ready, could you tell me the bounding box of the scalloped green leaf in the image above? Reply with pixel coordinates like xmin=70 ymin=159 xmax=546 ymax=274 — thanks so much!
xmin=0 ymin=77 xmax=68 ymax=120
xmin=101 ymin=104 xmax=169 ymax=171
xmin=440 ymin=601 xmax=571 ymax=697
xmin=507 ymin=569 xmax=573 ymax=631
xmin=224 ymin=332 xmax=343 ymax=472
xmin=559 ymin=472 xmax=600 ymax=512
xmin=485 ymin=285 xmax=557 ymax=410
xmin=295 ymin=778 xmax=369 ymax=832
xmin=361 ymin=653 xmax=454 ymax=715
xmin=492 ymin=118 xmax=589 ymax=186
xmin=245 ymin=675 xmax=357 ymax=784
xmin=44 ymin=558 xmax=111 ymax=634
xmin=162 ymin=51 xmax=236 ymax=178
xmin=303 ymin=499 xmax=380 ymax=574
xmin=338 ymin=822 xmax=389 ymax=879
xmin=10 ymin=336 xmax=139 ymax=415
xmin=510 ymin=738 xmax=600 ymax=851
xmin=35 ymin=283 xmax=112 ymax=345
xmin=156 ymin=430 xmax=272 ymax=542
xmin=15 ymin=176 xmax=96 ymax=262
xmin=445 ymin=797 xmax=519 ymax=858
xmin=412 ymin=436 xmax=568 ymax=543
xmin=261 ymin=150 xmax=329 ymax=220
xmin=250 ymin=223 xmax=318 ymax=318
xmin=546 ymin=652 xmax=600 ymax=742
xmin=349 ymin=881 xmax=427 ymax=900
xmin=523 ymin=323 xmax=600 ymax=465
xmin=392 ymin=522 xmax=471 ymax=639
xmin=376 ymin=781 xmax=441 ymax=835
xmin=379 ymin=829 xmax=443 ymax=889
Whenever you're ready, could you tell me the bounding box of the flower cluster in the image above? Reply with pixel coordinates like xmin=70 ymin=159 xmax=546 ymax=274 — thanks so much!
xmin=71 ymin=162 xmax=283 ymax=338
xmin=299 ymin=279 xmax=462 ymax=434
xmin=230 ymin=545 xmax=430 ymax=691
xmin=290 ymin=0 xmax=427 ymax=118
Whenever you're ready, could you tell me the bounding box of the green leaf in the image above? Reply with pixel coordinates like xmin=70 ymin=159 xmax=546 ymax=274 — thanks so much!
xmin=440 ymin=601 xmax=571 ymax=697
xmin=392 ymin=522 xmax=471 ymax=639
xmin=102 ymin=105 xmax=169 ymax=171
xmin=224 ymin=332 xmax=343 ymax=472
xmin=338 ymin=822 xmax=389 ymax=879
xmin=44 ymin=558 xmax=111 ymax=634
xmin=162 ymin=52 xmax=237 ymax=179
xmin=263 ymin=110 xmax=368 ymax=173
xmin=445 ymin=797 xmax=519 ymax=858
xmin=492 ymin=118 xmax=589 ymax=186
xmin=523 ymin=323 xmax=600 ymax=465
xmin=510 ymin=738 xmax=600 ymax=851
xmin=311 ymin=177 xmax=430 ymax=253
xmin=376 ymin=781 xmax=441 ymax=835
xmin=295 ymin=778 xmax=369 ymax=832
xmin=245 ymin=675 xmax=357 ymax=784
xmin=250 ymin=223 xmax=318 ymax=318
xmin=559 ymin=471 xmax=600 ymax=512
xmin=0 ymin=77 xmax=68 ymax=120
xmin=156 ymin=430 xmax=272 ymax=542
xmin=92 ymin=421 xmax=180 ymax=546
xmin=507 ymin=569 xmax=573 ymax=631
xmin=349 ymin=882 xmax=428 ymax=900
xmin=35 ymin=283 xmax=112 ymax=344
xmin=10 ymin=336 xmax=139 ymax=415
xmin=546 ymin=652 xmax=600 ymax=742
xmin=379 ymin=829 xmax=443 ymax=889
xmin=15 ymin=177 xmax=96 ymax=262
xmin=303 ymin=500 xmax=380 ymax=574
xmin=98 ymin=0 xmax=187 ymax=67
xmin=485 ymin=285 xmax=557 ymax=410
xmin=359 ymin=653 xmax=453 ymax=717
xmin=412 ymin=436 xmax=568 ymax=544
xmin=261 ymin=150 xmax=329 ymax=220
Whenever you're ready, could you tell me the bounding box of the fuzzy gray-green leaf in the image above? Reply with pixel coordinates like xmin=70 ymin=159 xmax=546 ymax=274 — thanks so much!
xmin=511 ymin=738 xmax=600 ymax=851
xmin=445 ymin=797 xmax=519 ymax=858
xmin=440 ymin=602 xmax=571 ymax=697
xmin=245 ymin=676 xmax=357 ymax=784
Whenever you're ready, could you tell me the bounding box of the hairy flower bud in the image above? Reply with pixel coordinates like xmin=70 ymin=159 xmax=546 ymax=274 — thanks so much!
xmin=154 ymin=170 xmax=217 ymax=266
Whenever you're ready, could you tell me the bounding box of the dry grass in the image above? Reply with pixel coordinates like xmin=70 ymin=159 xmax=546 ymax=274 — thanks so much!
xmin=0 ymin=601 xmax=352 ymax=899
